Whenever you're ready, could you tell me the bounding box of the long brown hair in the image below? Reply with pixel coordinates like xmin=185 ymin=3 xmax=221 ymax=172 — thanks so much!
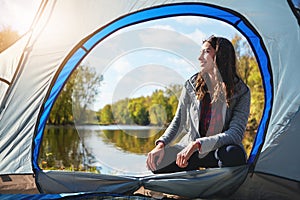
xmin=195 ymin=36 xmax=239 ymax=105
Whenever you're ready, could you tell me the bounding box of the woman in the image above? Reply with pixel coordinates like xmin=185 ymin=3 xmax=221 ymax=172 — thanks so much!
xmin=146 ymin=36 xmax=250 ymax=174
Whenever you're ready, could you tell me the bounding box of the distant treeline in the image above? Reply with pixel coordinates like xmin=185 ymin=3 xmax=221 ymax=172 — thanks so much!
xmin=97 ymin=85 xmax=182 ymax=126
xmin=98 ymin=35 xmax=264 ymax=131
xmin=48 ymin=35 xmax=263 ymax=134
xmin=0 ymin=28 xmax=263 ymax=156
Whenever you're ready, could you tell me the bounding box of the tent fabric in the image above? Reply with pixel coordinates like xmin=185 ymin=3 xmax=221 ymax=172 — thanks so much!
xmin=0 ymin=0 xmax=299 ymax=198
xmin=36 ymin=166 xmax=248 ymax=199
xmin=255 ymin=103 xmax=300 ymax=181
xmin=36 ymin=170 xmax=140 ymax=195
xmin=32 ymin=2 xmax=272 ymax=171
xmin=0 ymin=34 xmax=30 ymax=108
xmin=231 ymin=173 xmax=300 ymax=200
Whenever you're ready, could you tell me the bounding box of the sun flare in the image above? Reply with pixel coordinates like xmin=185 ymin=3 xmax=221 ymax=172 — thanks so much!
xmin=0 ymin=0 xmax=41 ymax=34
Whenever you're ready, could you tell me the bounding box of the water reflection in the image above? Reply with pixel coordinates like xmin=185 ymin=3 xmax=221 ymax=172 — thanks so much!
xmin=39 ymin=125 xmax=164 ymax=175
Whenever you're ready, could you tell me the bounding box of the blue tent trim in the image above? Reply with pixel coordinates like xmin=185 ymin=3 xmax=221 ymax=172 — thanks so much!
xmin=0 ymin=192 xmax=137 ymax=200
xmin=33 ymin=3 xmax=272 ymax=171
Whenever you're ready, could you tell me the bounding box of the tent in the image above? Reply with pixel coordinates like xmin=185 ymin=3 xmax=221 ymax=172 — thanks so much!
xmin=0 ymin=0 xmax=299 ymax=199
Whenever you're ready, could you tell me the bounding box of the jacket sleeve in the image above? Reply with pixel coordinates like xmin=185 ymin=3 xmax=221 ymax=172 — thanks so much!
xmin=197 ymin=87 xmax=251 ymax=154
xmin=155 ymin=85 xmax=189 ymax=146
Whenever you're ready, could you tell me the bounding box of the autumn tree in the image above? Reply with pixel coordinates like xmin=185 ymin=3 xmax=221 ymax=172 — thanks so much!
xmin=232 ymin=34 xmax=264 ymax=130
xmin=232 ymin=34 xmax=264 ymax=154
xmin=0 ymin=27 xmax=19 ymax=53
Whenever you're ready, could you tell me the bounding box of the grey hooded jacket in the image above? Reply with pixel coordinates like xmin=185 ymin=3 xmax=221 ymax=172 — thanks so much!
xmin=157 ymin=73 xmax=250 ymax=158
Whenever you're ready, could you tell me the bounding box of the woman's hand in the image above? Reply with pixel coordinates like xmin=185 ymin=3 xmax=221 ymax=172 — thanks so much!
xmin=146 ymin=142 xmax=165 ymax=171
xmin=176 ymin=141 xmax=200 ymax=168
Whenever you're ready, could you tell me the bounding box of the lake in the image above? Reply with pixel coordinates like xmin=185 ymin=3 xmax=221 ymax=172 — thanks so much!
xmin=39 ymin=125 xmax=165 ymax=176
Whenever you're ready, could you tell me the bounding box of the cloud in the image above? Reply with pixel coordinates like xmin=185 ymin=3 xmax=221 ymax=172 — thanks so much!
xmin=136 ymin=28 xmax=201 ymax=60
xmin=146 ymin=24 xmax=176 ymax=32
xmin=184 ymin=28 xmax=207 ymax=44
xmin=110 ymin=58 xmax=132 ymax=75
xmin=174 ymin=16 xmax=213 ymax=26
xmin=111 ymin=64 xmax=186 ymax=102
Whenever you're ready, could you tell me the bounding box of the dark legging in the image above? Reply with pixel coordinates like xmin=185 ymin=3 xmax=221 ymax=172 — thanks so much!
xmin=153 ymin=144 xmax=246 ymax=174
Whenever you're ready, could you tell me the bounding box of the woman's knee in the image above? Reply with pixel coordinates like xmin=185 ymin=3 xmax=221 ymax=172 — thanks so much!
xmin=215 ymin=144 xmax=246 ymax=167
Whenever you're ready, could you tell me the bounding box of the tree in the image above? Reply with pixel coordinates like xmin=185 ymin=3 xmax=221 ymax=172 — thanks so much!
xmin=98 ymin=85 xmax=182 ymax=126
xmin=149 ymin=90 xmax=168 ymax=125
xmin=149 ymin=104 xmax=167 ymax=125
xmin=128 ymin=97 xmax=150 ymax=125
xmin=49 ymin=76 xmax=74 ymax=124
xmin=49 ymin=64 xmax=102 ymax=124
xmin=72 ymin=65 xmax=103 ymax=124
xmin=232 ymin=34 xmax=264 ymax=130
xmin=165 ymin=84 xmax=182 ymax=120
xmin=110 ymin=98 xmax=133 ymax=124
xmin=232 ymin=34 xmax=264 ymax=155
xmin=99 ymin=104 xmax=114 ymax=124
xmin=0 ymin=27 xmax=19 ymax=53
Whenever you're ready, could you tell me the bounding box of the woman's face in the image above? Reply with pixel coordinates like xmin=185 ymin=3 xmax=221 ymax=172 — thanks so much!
xmin=198 ymin=41 xmax=216 ymax=74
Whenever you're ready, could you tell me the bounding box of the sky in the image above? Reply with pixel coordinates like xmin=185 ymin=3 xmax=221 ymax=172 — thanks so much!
xmin=83 ymin=16 xmax=245 ymax=110
xmin=0 ymin=0 xmax=248 ymax=111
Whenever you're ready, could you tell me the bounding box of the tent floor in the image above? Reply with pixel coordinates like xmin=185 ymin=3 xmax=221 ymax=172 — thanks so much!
xmin=0 ymin=174 xmax=183 ymax=199
xmin=134 ymin=186 xmax=187 ymax=199
xmin=0 ymin=174 xmax=38 ymax=194
xmin=2 ymin=173 xmax=299 ymax=200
